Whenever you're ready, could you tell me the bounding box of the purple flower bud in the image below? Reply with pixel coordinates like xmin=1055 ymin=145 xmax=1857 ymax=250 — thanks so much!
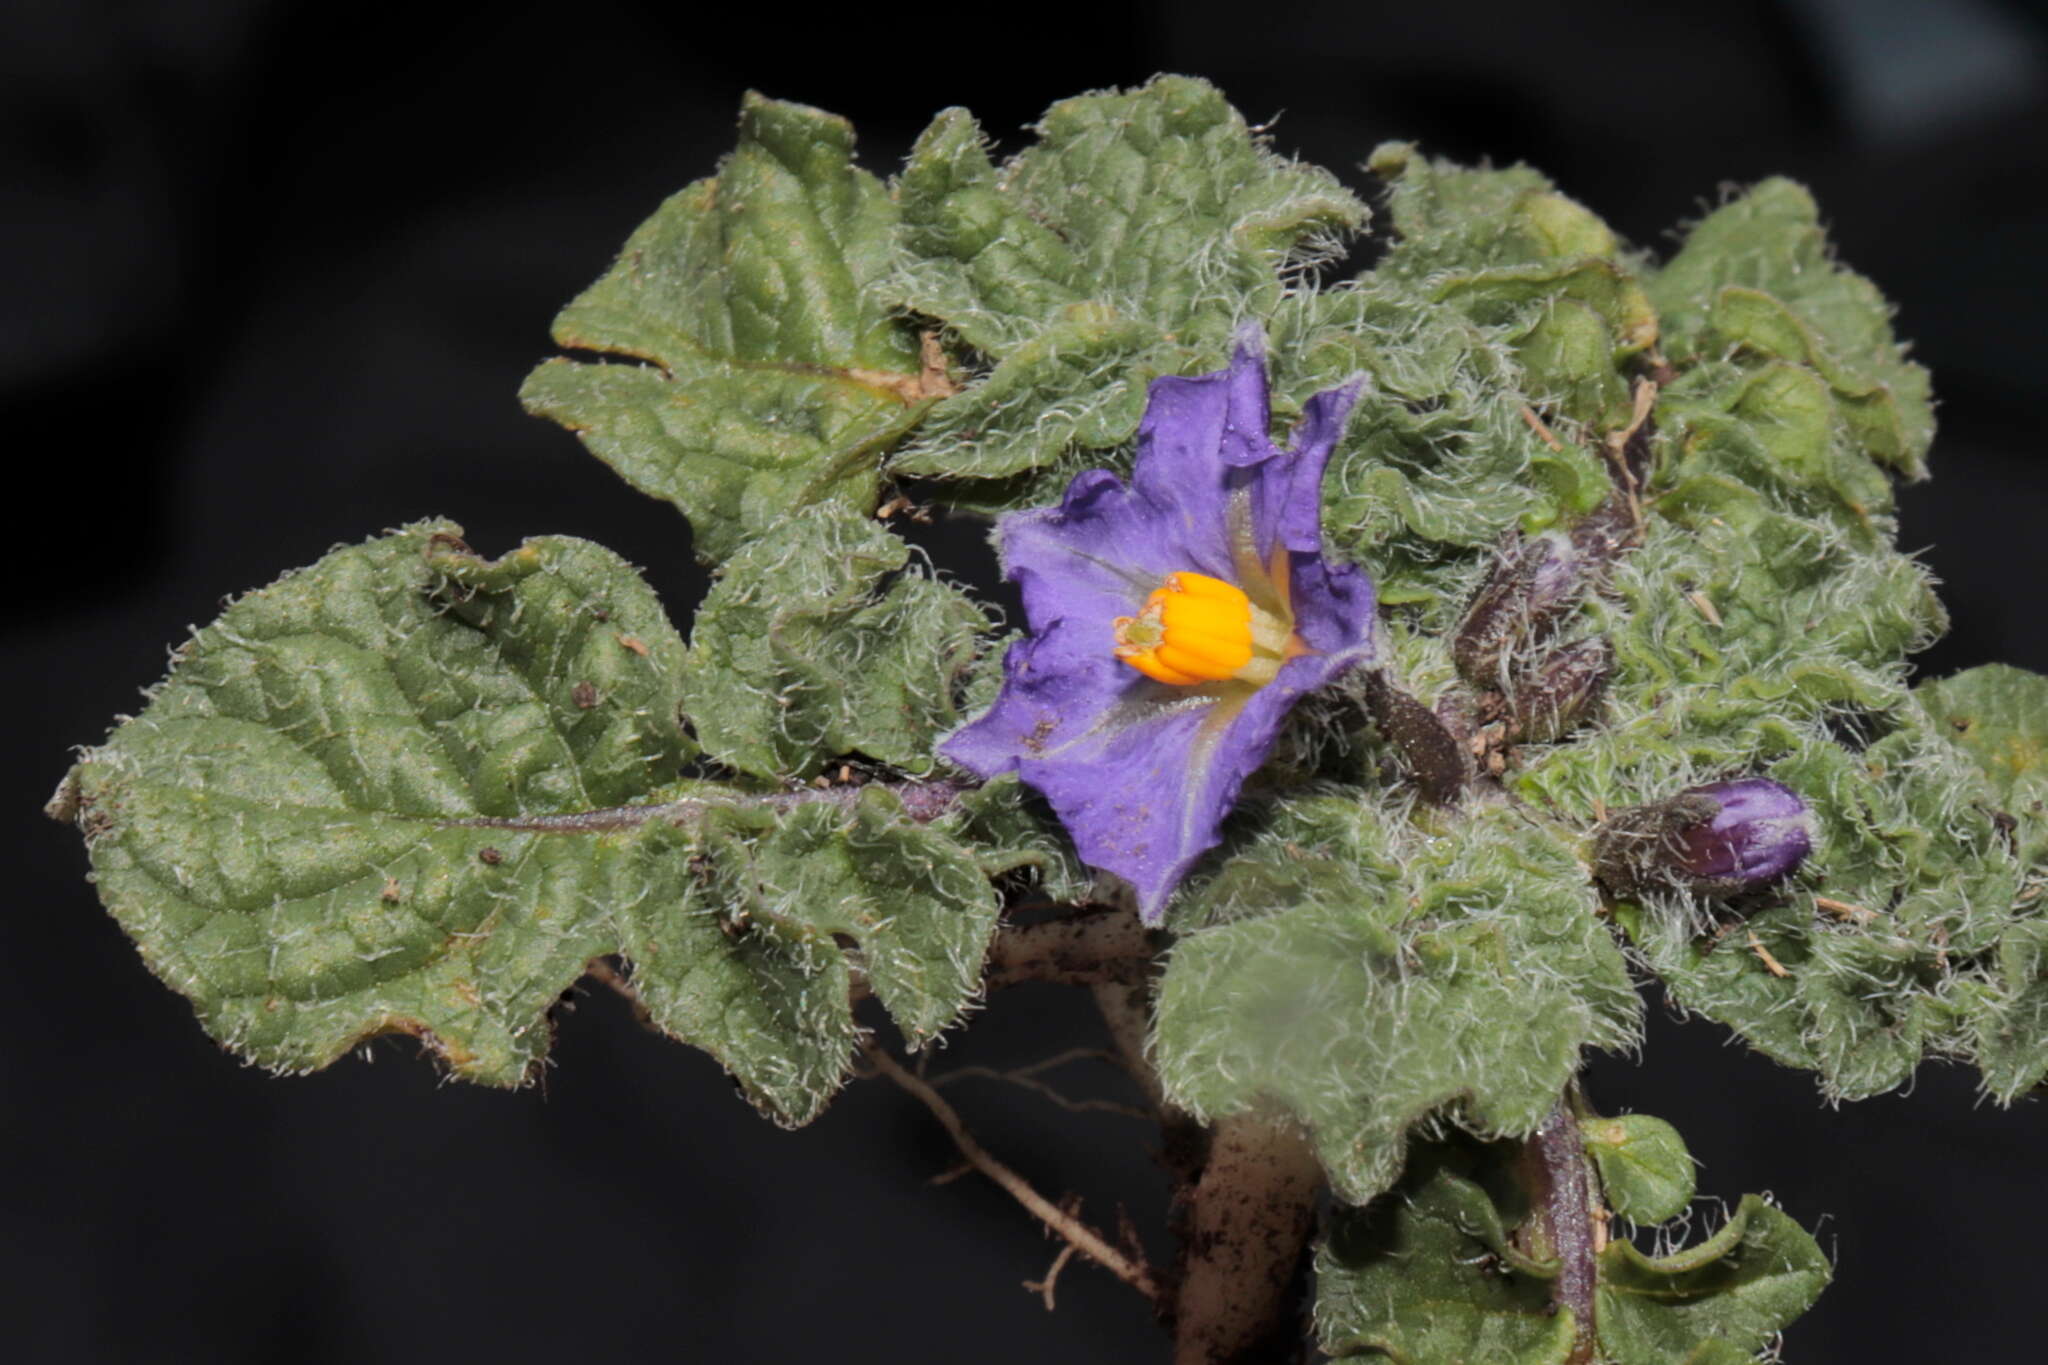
xmin=1672 ymin=778 xmax=1814 ymax=890
xmin=1592 ymin=777 xmax=1814 ymax=899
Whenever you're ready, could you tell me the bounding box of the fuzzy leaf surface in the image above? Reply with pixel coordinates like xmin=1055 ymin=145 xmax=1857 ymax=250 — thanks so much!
xmin=1596 ymin=1196 xmax=1831 ymax=1365
xmin=1154 ymin=799 xmax=1638 ymax=1204
xmin=1303 ymin=146 xmax=1651 ymax=622
xmin=1579 ymin=1114 xmax=1695 ymax=1225
xmin=887 ymin=75 xmax=1365 ymax=492
xmin=1916 ymin=664 xmax=2048 ymax=807
xmin=521 ymin=93 xmax=930 ymax=562
xmin=1316 ymin=1147 xmax=1575 ymax=1364
xmin=1648 ymin=177 xmax=1933 ymax=478
xmin=1503 ymin=447 xmax=2042 ymax=1101
xmin=681 ymin=503 xmax=992 ymax=782
xmin=1320 ymin=1140 xmax=1826 ymax=1364
xmin=53 ymin=523 xmax=999 ymax=1121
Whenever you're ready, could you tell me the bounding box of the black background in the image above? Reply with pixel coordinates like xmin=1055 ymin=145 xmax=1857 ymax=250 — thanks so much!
xmin=7 ymin=1 xmax=2048 ymax=1360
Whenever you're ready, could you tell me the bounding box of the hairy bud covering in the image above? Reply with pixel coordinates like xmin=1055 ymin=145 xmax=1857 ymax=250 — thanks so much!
xmin=1592 ymin=777 xmax=1814 ymax=899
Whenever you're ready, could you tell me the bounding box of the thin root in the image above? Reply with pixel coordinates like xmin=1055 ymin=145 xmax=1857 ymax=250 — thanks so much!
xmin=1024 ymin=1243 xmax=1079 ymax=1312
xmin=862 ymin=1042 xmax=1164 ymax=1304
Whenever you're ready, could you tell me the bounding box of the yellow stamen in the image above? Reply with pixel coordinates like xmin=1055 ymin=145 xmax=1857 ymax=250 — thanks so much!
xmin=1113 ymin=571 xmax=1296 ymax=687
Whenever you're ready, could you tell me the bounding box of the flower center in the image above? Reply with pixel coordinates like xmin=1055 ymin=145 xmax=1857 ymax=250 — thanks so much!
xmin=1112 ymin=572 xmax=1297 ymax=687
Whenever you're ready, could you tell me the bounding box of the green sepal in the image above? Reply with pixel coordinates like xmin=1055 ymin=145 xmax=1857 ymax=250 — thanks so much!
xmin=521 ymin=92 xmax=929 ymax=563
xmin=1579 ymin=1114 xmax=1696 ymax=1225
xmin=1595 ymin=1196 xmax=1831 ymax=1365
xmin=679 ymin=502 xmax=992 ymax=782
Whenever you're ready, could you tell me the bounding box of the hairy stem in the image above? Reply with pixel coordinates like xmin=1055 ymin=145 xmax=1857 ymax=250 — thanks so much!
xmin=1523 ymin=1096 xmax=1599 ymax=1364
xmin=1171 ymin=1116 xmax=1323 ymax=1365
xmin=861 ymin=1042 xmax=1164 ymax=1304
xmin=438 ymin=776 xmax=969 ymax=833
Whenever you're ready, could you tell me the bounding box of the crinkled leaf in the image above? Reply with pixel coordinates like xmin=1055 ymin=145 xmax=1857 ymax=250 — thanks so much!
xmin=1579 ymin=1114 xmax=1695 ymax=1225
xmin=1155 ymin=800 xmax=1638 ymax=1204
xmin=1596 ymin=1196 xmax=1831 ymax=1365
xmin=1964 ymin=918 xmax=2048 ymax=1099
xmin=888 ymin=303 xmax=1166 ymax=481
xmin=1656 ymin=360 xmax=1896 ymax=538
xmin=1366 ymin=141 xmax=1657 ymax=364
xmin=1298 ymin=146 xmax=1655 ymax=620
xmin=1316 ymin=1145 xmax=1576 ymax=1364
xmin=680 ymin=502 xmax=992 ymax=782
xmin=1521 ymin=679 xmax=2022 ymax=1100
xmin=1299 ymin=288 xmax=1579 ymax=621
xmin=521 ymin=93 xmax=932 ymax=563
xmin=1917 ymin=664 xmax=2048 ymax=808
xmin=1917 ymin=667 xmax=2048 ymax=1096
xmin=1319 ymin=1138 xmax=1825 ymax=1364
xmin=887 ymin=76 xmax=1365 ymax=490
xmin=933 ymin=773 xmax=1094 ymax=902
xmin=53 ymin=523 xmax=1000 ymax=1122
xmin=1648 ymin=177 xmax=1933 ymax=478
xmin=626 ymin=790 xmax=999 ymax=1055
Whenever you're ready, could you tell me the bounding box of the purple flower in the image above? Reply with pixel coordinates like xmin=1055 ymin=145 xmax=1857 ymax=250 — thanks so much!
xmin=941 ymin=329 xmax=1376 ymax=923
xmin=1593 ymin=777 xmax=1815 ymax=899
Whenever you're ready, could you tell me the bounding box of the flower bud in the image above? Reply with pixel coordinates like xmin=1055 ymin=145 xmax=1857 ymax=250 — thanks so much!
xmin=1452 ymin=529 xmax=1585 ymax=690
xmin=1365 ymin=670 xmax=1471 ymax=806
xmin=1592 ymin=777 xmax=1814 ymax=899
xmin=1506 ymin=636 xmax=1613 ymax=744
xmin=1453 ymin=495 xmax=1638 ymax=692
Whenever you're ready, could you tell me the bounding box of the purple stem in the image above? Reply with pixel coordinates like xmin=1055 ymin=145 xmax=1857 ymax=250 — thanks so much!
xmin=438 ymin=777 xmax=970 ymax=832
xmin=1527 ymin=1097 xmax=1599 ymax=1364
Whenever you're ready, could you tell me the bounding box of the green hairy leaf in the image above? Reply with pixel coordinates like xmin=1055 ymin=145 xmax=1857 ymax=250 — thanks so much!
xmin=1317 ymin=1136 xmax=1827 ymax=1364
xmin=1297 ymin=146 xmax=1654 ymax=621
xmin=1647 ymin=177 xmax=1933 ymax=479
xmin=1153 ymin=799 xmax=1638 ymax=1204
xmin=1595 ymin=1196 xmax=1831 ymax=1364
xmin=53 ymin=524 xmax=1000 ymax=1121
xmin=521 ymin=92 xmax=932 ymax=563
xmin=1579 ymin=1114 xmax=1695 ymax=1226
xmin=887 ymin=75 xmax=1365 ymax=492
xmin=681 ymin=502 xmax=992 ymax=781
xmin=1917 ymin=664 xmax=2048 ymax=808
xmin=1316 ymin=1145 xmax=1577 ymax=1363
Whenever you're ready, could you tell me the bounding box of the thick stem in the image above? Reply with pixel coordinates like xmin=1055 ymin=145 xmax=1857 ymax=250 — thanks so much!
xmin=1523 ymin=1097 xmax=1599 ymax=1365
xmin=1090 ymin=978 xmax=1167 ymax=1111
xmin=1092 ymin=979 xmax=1212 ymax=1203
xmin=984 ymin=905 xmax=1155 ymax=991
xmin=1171 ymin=1117 xmax=1323 ymax=1365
